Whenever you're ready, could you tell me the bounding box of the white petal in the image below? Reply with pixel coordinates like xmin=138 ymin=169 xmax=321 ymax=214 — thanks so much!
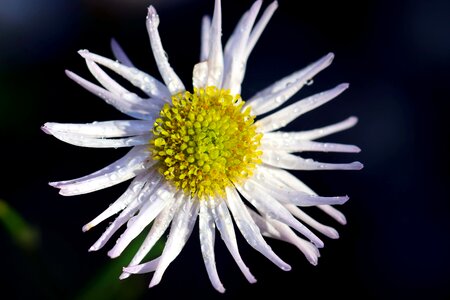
xmin=89 ymin=172 xmax=163 ymax=251
xmin=225 ymin=186 xmax=291 ymax=271
xmin=206 ymin=0 xmax=224 ymax=87
xmin=211 ymin=199 xmax=256 ymax=283
xmin=263 ymin=166 xmax=348 ymax=225
xmin=192 ymin=61 xmax=208 ymax=89
xmin=79 ymin=49 xmax=171 ymax=101
xmin=120 ymin=193 xmax=184 ymax=280
xmin=261 ymin=150 xmax=363 ymax=170
xmin=46 ymin=131 xmax=151 ymax=148
xmin=199 ymin=200 xmax=225 ymax=293
xmin=261 ymin=165 xmax=317 ymax=194
xmin=289 ymin=116 xmax=359 ymax=140
xmin=49 ymin=146 xmax=152 ymax=196
xmin=248 ymin=207 xmax=320 ymax=266
xmin=65 ymin=70 xmax=158 ymax=120
xmin=261 ymin=137 xmax=361 ymax=153
xmin=82 ymin=172 xmax=151 ymax=232
xmin=123 ymin=257 xmax=161 ymax=274
xmin=245 ymin=53 xmax=334 ymax=115
xmin=82 ymin=58 xmax=163 ymax=111
xmin=42 ymin=120 xmax=153 ymax=138
xmin=256 ymin=83 xmax=349 ymax=133
xmin=318 ymin=205 xmax=347 ymax=225
xmin=146 ymin=6 xmax=185 ymax=95
xmin=108 ymin=182 xmax=176 ymax=258
xmin=237 ymin=182 xmax=324 ymax=248
xmin=247 ymin=174 xmax=349 ymax=207
xmin=245 ymin=1 xmax=278 ymax=59
xmin=149 ymin=198 xmax=199 ymax=288
xmin=285 ymin=204 xmax=339 ymax=239
xmin=111 ymin=38 xmax=134 ymax=67
xmin=81 ymin=53 xmax=130 ymax=95
xmin=200 ymin=16 xmax=211 ymax=61
xmin=222 ymin=0 xmax=262 ymax=94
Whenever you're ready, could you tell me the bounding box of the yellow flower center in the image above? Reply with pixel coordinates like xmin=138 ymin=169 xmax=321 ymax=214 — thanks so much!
xmin=150 ymin=86 xmax=262 ymax=199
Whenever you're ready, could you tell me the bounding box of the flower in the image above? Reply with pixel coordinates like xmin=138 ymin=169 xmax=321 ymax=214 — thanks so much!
xmin=42 ymin=0 xmax=363 ymax=293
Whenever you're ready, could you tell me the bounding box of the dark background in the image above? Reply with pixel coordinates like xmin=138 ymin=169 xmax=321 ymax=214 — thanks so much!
xmin=1 ymin=0 xmax=449 ymax=299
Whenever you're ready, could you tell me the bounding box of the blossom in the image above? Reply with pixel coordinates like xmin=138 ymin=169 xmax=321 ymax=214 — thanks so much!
xmin=43 ymin=0 xmax=362 ymax=293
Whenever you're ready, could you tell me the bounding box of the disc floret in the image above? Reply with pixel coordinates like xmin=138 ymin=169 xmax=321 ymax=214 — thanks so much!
xmin=151 ymin=86 xmax=262 ymax=199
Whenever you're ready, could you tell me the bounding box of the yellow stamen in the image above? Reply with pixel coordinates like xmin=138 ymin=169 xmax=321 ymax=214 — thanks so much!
xmin=150 ymin=86 xmax=262 ymax=199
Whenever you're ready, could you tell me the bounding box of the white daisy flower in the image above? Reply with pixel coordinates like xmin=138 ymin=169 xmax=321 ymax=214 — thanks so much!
xmin=43 ymin=0 xmax=362 ymax=293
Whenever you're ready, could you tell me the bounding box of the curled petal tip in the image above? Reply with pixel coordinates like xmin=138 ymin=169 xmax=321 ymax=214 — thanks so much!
xmin=147 ymin=6 xmax=158 ymax=19
xmin=77 ymin=49 xmax=89 ymax=56
xmin=352 ymin=161 xmax=364 ymax=170
xmin=309 ymin=257 xmax=318 ymax=266
xmin=41 ymin=124 xmax=51 ymax=134
xmin=329 ymin=229 xmax=339 ymax=239
xmin=149 ymin=279 xmax=159 ymax=288
xmin=48 ymin=182 xmax=59 ymax=188
xmin=107 ymin=249 xmax=119 ymax=259
xmin=281 ymin=264 xmax=292 ymax=271
xmin=353 ymin=146 xmax=362 ymax=153
xmin=339 ymin=82 xmax=350 ymax=90
xmin=82 ymin=224 xmax=92 ymax=232
xmin=338 ymin=195 xmax=350 ymax=204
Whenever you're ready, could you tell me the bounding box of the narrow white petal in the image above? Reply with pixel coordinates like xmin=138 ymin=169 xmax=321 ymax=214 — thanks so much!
xmin=111 ymin=38 xmax=134 ymax=67
xmin=192 ymin=61 xmax=208 ymax=89
xmin=248 ymin=207 xmax=320 ymax=266
xmin=282 ymin=116 xmax=359 ymax=141
xmin=108 ymin=182 xmax=176 ymax=258
xmin=261 ymin=137 xmax=360 ymax=154
xmin=225 ymin=186 xmax=291 ymax=271
xmin=42 ymin=120 xmax=153 ymax=138
xmin=245 ymin=53 xmax=334 ymax=115
xmin=245 ymin=1 xmax=278 ymax=59
xmin=79 ymin=50 xmax=171 ymax=101
xmin=65 ymin=70 xmax=158 ymax=120
xmin=146 ymin=6 xmax=185 ymax=95
xmin=123 ymin=257 xmax=161 ymax=274
xmin=199 ymin=200 xmax=225 ymax=293
xmin=247 ymin=174 xmax=349 ymax=207
xmin=256 ymin=83 xmax=349 ymax=133
xmin=200 ymin=16 xmax=211 ymax=61
xmin=120 ymin=193 xmax=184 ymax=280
xmin=81 ymin=54 xmax=130 ymax=95
xmin=89 ymin=172 xmax=163 ymax=252
xmin=285 ymin=204 xmax=339 ymax=239
xmin=206 ymin=0 xmax=224 ymax=87
xmin=222 ymin=0 xmax=262 ymax=94
xmin=46 ymin=131 xmax=151 ymax=148
xmin=318 ymin=205 xmax=347 ymax=225
xmin=261 ymin=165 xmax=317 ymax=194
xmin=82 ymin=58 xmax=163 ymax=111
xmin=49 ymin=146 xmax=152 ymax=196
xmin=149 ymin=198 xmax=199 ymax=288
xmin=211 ymin=199 xmax=256 ymax=283
xmin=82 ymin=172 xmax=150 ymax=232
xmin=262 ymin=150 xmax=363 ymax=170
xmin=237 ymin=183 xmax=324 ymax=248
xmin=264 ymin=167 xmax=348 ymax=225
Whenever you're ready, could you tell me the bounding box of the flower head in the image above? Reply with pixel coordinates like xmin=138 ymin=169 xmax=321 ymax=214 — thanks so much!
xmin=43 ymin=0 xmax=362 ymax=293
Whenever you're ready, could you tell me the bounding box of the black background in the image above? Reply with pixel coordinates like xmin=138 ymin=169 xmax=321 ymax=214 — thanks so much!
xmin=1 ymin=0 xmax=449 ymax=299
